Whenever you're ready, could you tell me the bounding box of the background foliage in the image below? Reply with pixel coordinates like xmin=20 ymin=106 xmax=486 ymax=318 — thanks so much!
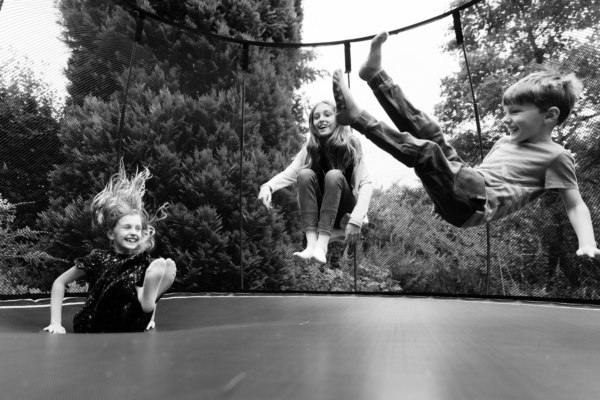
xmin=0 ymin=0 xmax=598 ymax=299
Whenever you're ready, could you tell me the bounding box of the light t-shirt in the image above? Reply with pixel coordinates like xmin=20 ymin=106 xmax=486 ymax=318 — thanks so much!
xmin=461 ymin=136 xmax=578 ymax=227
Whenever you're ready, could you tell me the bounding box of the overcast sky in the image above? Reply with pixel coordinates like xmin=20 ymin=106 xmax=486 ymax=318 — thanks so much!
xmin=300 ymin=0 xmax=459 ymax=187
xmin=0 ymin=0 xmax=459 ymax=188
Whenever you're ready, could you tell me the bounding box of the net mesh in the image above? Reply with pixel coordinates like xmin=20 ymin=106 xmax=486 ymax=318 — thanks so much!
xmin=0 ymin=0 xmax=598 ymax=300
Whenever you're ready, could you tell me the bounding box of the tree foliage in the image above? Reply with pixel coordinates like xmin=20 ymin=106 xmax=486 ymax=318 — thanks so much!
xmin=425 ymin=0 xmax=600 ymax=297
xmin=0 ymin=54 xmax=64 ymax=230
xmin=34 ymin=0 xmax=316 ymax=292
xmin=0 ymin=195 xmax=60 ymax=295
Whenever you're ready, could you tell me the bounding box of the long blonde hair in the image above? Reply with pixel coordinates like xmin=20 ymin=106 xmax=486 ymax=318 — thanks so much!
xmin=305 ymin=100 xmax=362 ymax=170
xmin=91 ymin=162 xmax=167 ymax=253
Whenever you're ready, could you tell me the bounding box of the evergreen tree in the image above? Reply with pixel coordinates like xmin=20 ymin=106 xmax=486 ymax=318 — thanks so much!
xmin=39 ymin=0 xmax=316 ymax=292
xmin=0 ymin=194 xmax=59 ymax=295
xmin=0 ymin=54 xmax=63 ymax=230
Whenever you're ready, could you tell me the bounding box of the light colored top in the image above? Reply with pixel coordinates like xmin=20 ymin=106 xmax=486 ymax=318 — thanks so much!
xmin=462 ymin=136 xmax=578 ymax=227
xmin=262 ymin=145 xmax=373 ymax=227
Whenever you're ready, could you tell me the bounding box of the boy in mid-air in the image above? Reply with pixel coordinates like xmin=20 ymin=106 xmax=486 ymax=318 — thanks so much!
xmin=332 ymin=32 xmax=599 ymax=259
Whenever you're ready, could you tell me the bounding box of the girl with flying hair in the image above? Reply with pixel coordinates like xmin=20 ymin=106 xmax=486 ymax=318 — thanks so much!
xmin=258 ymin=100 xmax=373 ymax=265
xmin=44 ymin=164 xmax=176 ymax=333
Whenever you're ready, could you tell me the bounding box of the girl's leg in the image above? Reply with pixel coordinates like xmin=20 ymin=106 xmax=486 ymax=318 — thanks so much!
xmin=311 ymin=170 xmax=354 ymax=264
xmin=137 ymin=258 xmax=166 ymax=313
xmin=158 ymin=258 xmax=176 ymax=296
xmin=294 ymin=169 xmax=322 ymax=261
xmin=293 ymin=230 xmax=318 ymax=261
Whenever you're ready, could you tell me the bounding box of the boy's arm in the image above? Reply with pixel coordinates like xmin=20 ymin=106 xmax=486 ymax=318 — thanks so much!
xmin=43 ymin=266 xmax=86 ymax=333
xmin=559 ymin=188 xmax=600 ymax=259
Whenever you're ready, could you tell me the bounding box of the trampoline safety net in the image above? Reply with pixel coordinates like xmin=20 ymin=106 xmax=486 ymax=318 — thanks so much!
xmin=0 ymin=0 xmax=599 ymax=301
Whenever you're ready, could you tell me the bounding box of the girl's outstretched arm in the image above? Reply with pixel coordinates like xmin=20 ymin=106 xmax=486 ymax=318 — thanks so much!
xmin=43 ymin=266 xmax=86 ymax=334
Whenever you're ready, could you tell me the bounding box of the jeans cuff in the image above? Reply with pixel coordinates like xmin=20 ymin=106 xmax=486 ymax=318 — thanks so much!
xmin=367 ymin=70 xmax=392 ymax=91
xmin=351 ymin=110 xmax=376 ymax=132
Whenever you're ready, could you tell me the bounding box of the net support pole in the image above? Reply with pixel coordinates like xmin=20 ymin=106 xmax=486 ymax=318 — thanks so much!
xmin=239 ymin=43 xmax=249 ymax=290
xmin=453 ymin=10 xmax=492 ymax=295
xmin=344 ymin=42 xmax=358 ymax=292
xmin=116 ymin=11 xmax=145 ymax=164
xmin=343 ymin=41 xmax=359 ymax=292
xmin=344 ymin=42 xmax=352 ymax=88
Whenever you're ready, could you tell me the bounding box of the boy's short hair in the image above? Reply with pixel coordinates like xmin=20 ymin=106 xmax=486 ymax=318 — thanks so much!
xmin=502 ymin=68 xmax=583 ymax=125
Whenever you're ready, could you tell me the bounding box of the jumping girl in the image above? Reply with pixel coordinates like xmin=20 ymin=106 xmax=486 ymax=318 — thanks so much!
xmin=44 ymin=165 xmax=176 ymax=333
xmin=258 ymin=100 xmax=373 ymax=265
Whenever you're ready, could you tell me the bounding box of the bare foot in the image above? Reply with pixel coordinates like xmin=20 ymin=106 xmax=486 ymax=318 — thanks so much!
xmin=157 ymin=258 xmax=176 ymax=296
xmin=293 ymin=248 xmax=314 ymax=262
xmin=358 ymin=31 xmax=388 ymax=81
xmin=309 ymin=246 xmax=327 ymax=265
xmin=139 ymin=258 xmax=166 ymax=313
xmin=333 ymin=69 xmax=362 ymax=126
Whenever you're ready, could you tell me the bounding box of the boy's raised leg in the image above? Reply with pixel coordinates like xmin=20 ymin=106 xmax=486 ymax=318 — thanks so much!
xmin=358 ymin=31 xmax=388 ymax=82
xmin=333 ymin=69 xmax=361 ymax=126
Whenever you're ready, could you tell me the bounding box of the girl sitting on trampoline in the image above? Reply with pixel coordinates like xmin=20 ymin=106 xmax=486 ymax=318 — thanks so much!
xmin=332 ymin=32 xmax=599 ymax=259
xmin=258 ymin=100 xmax=373 ymax=265
xmin=44 ymin=164 xmax=176 ymax=333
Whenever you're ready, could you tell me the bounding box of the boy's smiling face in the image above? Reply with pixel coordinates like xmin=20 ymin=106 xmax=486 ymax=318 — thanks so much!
xmin=502 ymin=103 xmax=556 ymax=143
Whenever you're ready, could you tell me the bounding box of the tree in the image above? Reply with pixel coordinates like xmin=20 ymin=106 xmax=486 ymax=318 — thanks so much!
xmin=0 ymin=54 xmax=63 ymax=230
xmin=0 ymin=194 xmax=60 ymax=295
xmin=37 ymin=0 xmax=317 ymax=292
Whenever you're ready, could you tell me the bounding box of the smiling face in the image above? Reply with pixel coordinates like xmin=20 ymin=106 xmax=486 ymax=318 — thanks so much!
xmin=311 ymin=102 xmax=338 ymax=138
xmin=107 ymin=214 xmax=144 ymax=255
xmin=502 ymin=103 xmax=555 ymax=143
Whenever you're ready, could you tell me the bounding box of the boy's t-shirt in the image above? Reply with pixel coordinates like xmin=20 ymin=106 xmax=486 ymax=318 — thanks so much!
xmin=461 ymin=136 xmax=578 ymax=228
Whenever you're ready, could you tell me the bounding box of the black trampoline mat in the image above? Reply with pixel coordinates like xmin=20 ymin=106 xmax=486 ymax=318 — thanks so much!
xmin=1 ymin=293 xmax=600 ymax=400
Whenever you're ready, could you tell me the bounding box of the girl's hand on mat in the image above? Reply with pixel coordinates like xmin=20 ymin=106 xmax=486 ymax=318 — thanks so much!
xmin=145 ymin=320 xmax=156 ymax=331
xmin=43 ymin=323 xmax=66 ymax=334
xmin=576 ymin=245 xmax=600 ymax=260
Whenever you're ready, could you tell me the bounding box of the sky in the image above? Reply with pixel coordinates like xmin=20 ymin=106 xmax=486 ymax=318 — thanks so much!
xmin=300 ymin=0 xmax=459 ymax=188
xmin=0 ymin=0 xmax=459 ymax=189
xmin=0 ymin=0 xmax=69 ymax=105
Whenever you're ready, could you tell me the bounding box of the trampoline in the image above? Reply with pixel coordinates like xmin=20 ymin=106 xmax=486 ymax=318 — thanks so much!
xmin=2 ymin=293 xmax=600 ymax=400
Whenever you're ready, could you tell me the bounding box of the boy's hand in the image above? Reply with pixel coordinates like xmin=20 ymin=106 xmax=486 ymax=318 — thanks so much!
xmin=43 ymin=323 xmax=66 ymax=334
xmin=576 ymin=246 xmax=600 ymax=260
xmin=431 ymin=206 xmax=443 ymax=221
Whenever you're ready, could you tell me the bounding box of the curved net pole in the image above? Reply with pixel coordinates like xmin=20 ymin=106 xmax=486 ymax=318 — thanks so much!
xmin=239 ymin=44 xmax=249 ymax=290
xmin=453 ymin=10 xmax=492 ymax=295
xmin=116 ymin=12 xmax=145 ymax=166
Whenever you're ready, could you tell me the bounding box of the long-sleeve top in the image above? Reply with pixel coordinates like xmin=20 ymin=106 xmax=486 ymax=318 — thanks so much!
xmin=262 ymin=145 xmax=373 ymax=227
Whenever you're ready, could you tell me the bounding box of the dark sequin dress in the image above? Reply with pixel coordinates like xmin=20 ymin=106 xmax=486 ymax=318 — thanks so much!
xmin=72 ymin=249 xmax=154 ymax=333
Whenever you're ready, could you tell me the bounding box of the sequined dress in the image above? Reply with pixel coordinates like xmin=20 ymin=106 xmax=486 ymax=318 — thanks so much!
xmin=73 ymin=249 xmax=154 ymax=333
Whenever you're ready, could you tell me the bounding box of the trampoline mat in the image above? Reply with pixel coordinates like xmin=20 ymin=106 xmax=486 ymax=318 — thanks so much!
xmin=1 ymin=293 xmax=600 ymax=400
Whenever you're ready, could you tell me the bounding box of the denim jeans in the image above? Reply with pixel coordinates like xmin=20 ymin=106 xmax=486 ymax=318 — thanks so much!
xmin=297 ymin=169 xmax=355 ymax=234
xmin=351 ymin=70 xmax=486 ymax=227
